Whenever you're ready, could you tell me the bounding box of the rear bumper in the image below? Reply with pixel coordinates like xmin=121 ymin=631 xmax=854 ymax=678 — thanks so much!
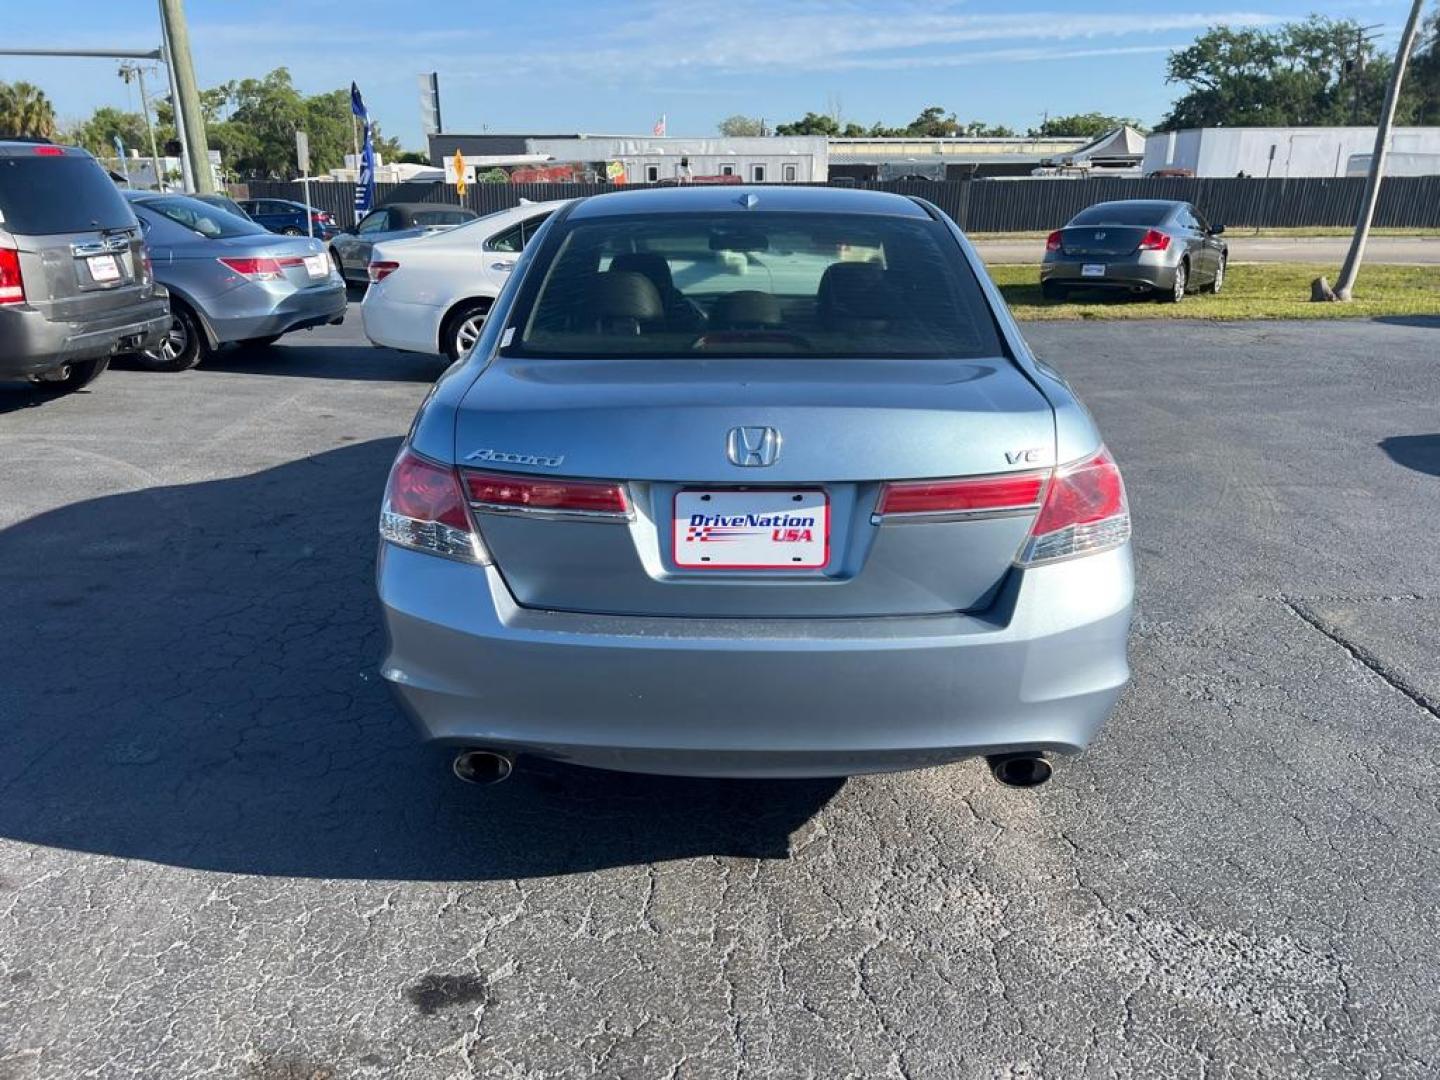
xmin=206 ymin=281 xmax=347 ymax=343
xmin=378 ymin=543 xmax=1134 ymax=778
xmin=1041 ymin=257 xmax=1177 ymax=292
xmin=361 ymin=290 xmax=443 ymax=354
xmin=0 ymin=294 xmax=171 ymax=378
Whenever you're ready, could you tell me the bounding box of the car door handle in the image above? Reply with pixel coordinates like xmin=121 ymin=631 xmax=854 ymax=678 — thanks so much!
xmin=491 ymin=262 xmax=515 ymax=272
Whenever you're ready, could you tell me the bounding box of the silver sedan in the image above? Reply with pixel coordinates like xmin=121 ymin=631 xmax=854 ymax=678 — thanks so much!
xmin=376 ymin=186 xmax=1134 ymax=787
xmin=1041 ymin=199 xmax=1228 ymax=302
xmin=125 ymin=192 xmax=346 ymax=371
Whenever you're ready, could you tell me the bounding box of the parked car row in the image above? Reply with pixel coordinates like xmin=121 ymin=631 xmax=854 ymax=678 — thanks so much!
xmin=0 ymin=140 xmax=346 ymax=395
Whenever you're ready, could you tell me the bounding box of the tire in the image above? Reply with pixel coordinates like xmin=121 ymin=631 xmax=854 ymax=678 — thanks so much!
xmin=442 ymin=299 xmax=493 ymax=362
xmin=1209 ymin=255 xmax=1226 ymax=294
xmin=239 ymin=334 xmax=283 ymax=349
xmin=1163 ymin=259 xmax=1188 ymax=303
xmin=281 ymin=226 xmax=304 ymax=236
xmin=33 ymin=356 xmax=109 ymax=394
xmin=1041 ymin=280 xmax=1067 ymax=301
xmin=134 ymin=303 xmax=207 ymax=371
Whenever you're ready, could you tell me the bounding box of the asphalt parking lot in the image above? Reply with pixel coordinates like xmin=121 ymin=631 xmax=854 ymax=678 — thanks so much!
xmin=2 ymin=309 xmax=1439 ymax=1079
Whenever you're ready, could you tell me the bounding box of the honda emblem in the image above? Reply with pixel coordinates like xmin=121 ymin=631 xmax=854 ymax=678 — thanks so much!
xmin=726 ymin=426 xmax=781 ymax=467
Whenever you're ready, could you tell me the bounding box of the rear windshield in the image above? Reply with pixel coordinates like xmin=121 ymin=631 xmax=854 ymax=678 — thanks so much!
xmin=1068 ymin=203 xmax=1172 ymax=227
xmin=502 ymin=211 xmax=1003 ymax=359
xmin=0 ymin=154 xmax=136 ymax=235
xmin=414 ymin=209 xmax=472 ymax=226
xmin=138 ymin=196 xmax=266 ymax=239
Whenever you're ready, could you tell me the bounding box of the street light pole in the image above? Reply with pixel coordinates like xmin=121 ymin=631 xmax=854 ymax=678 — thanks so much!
xmin=1332 ymin=0 xmax=1426 ymax=301
xmin=158 ymin=31 xmax=193 ymax=192
xmin=157 ymin=0 xmax=213 ymax=194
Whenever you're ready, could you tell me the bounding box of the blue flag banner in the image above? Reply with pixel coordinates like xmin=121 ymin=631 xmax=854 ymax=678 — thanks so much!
xmin=351 ymin=82 xmax=375 ymax=218
xmin=355 ymin=123 xmax=376 ymax=218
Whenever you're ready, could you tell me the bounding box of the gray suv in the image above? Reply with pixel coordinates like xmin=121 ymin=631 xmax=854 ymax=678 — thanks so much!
xmin=0 ymin=141 xmax=170 ymax=393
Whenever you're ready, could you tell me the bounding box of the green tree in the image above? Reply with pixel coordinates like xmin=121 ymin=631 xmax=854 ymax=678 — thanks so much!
xmin=1406 ymin=11 xmax=1440 ymax=124
xmin=774 ymin=111 xmax=843 ymax=136
xmin=1030 ymin=113 xmax=1144 ymax=138
xmin=0 ymin=81 xmax=58 ymax=140
xmin=66 ymin=107 xmax=153 ymax=158
xmin=717 ymin=114 xmax=766 ymax=136
xmin=1160 ymin=17 xmax=1397 ymax=129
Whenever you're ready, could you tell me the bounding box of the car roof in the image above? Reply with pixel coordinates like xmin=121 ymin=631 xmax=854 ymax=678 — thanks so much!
xmin=381 ymin=201 xmax=478 ymax=217
xmin=566 ymin=184 xmax=932 ymax=220
xmin=0 ymin=141 xmax=92 ymax=158
xmin=1084 ymin=199 xmax=1182 ymax=211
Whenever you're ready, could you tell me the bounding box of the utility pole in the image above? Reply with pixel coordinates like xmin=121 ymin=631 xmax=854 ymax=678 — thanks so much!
xmin=119 ymin=62 xmax=164 ymax=192
xmin=1349 ymin=24 xmax=1384 ymax=125
xmin=157 ymin=0 xmax=213 ymax=193
xmin=1331 ymin=0 xmax=1426 ymax=301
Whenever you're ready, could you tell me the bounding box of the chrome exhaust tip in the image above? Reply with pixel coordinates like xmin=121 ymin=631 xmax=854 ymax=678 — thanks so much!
xmin=452 ymin=749 xmax=515 ymax=786
xmin=986 ymin=753 xmax=1053 ymax=788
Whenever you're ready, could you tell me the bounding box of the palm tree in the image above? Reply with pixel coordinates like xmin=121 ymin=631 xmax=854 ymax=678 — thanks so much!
xmin=0 ymin=81 xmax=59 ymax=140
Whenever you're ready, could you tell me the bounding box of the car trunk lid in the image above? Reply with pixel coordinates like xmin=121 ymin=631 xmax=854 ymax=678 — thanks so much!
xmin=455 ymin=356 xmax=1055 ymax=618
xmin=1055 ymin=226 xmax=1156 ymax=257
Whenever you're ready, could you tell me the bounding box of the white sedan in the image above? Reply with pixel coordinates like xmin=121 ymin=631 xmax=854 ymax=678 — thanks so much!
xmin=360 ymin=201 xmax=566 ymax=361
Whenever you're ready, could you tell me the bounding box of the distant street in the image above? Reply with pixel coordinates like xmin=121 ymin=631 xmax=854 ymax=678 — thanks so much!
xmin=975 ymin=234 xmax=1440 ymax=265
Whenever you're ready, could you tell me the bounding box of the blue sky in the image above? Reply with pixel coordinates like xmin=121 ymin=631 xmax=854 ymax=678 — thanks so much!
xmin=1 ymin=0 xmax=1424 ymax=150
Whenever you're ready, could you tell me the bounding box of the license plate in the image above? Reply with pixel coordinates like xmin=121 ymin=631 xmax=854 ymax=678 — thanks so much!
xmin=1082 ymin=263 xmax=1106 ymax=278
xmin=674 ymin=490 xmax=829 ymax=569
xmin=303 ymin=254 xmax=329 ymax=279
xmin=87 ymin=254 xmax=121 ymax=283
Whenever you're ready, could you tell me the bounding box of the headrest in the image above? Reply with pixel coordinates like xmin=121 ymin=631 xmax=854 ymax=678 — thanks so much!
xmin=586 ymin=271 xmax=665 ymax=322
xmin=609 ymin=252 xmax=675 ymax=293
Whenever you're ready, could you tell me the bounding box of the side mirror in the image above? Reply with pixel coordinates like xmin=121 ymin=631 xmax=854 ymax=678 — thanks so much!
xmin=1210 ymin=224 xmax=1226 ymax=236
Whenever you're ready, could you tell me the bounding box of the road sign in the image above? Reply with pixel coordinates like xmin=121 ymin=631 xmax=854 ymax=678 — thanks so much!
xmin=295 ymin=130 xmax=310 ymax=175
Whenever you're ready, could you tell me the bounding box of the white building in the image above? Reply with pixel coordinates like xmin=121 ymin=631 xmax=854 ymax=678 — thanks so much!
xmin=524 ymin=135 xmax=828 ymax=183
xmin=1143 ymin=126 xmax=1440 ymax=178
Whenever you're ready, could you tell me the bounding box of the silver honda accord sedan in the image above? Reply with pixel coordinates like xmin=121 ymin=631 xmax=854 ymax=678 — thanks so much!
xmin=377 ymin=186 xmax=1133 ymax=786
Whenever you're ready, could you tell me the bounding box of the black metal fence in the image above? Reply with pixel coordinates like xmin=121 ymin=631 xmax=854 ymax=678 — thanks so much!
xmin=243 ymin=176 xmax=1440 ymax=232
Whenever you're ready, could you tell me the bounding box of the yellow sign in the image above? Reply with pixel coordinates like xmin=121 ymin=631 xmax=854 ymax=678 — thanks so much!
xmin=453 ymin=149 xmax=468 ymax=196
xmin=605 ymin=160 xmax=626 ymax=185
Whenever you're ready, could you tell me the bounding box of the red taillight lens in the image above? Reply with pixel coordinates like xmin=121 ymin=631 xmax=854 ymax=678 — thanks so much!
xmin=463 ymin=471 xmax=631 ymax=516
xmin=218 ymin=256 xmax=286 ymax=280
xmin=379 ymin=447 xmax=485 ymax=562
xmin=368 ymin=260 xmax=399 ymax=283
xmin=1045 ymin=230 xmax=1063 ymax=252
xmin=0 ymin=246 xmax=25 ymax=305
xmin=1138 ymin=229 xmax=1171 ymax=252
xmin=877 ymin=472 xmax=1046 ymax=516
xmin=1019 ymin=447 xmax=1129 ymax=565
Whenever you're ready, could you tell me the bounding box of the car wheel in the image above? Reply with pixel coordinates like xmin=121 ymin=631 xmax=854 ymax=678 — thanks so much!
xmin=281 ymin=226 xmax=304 ymax=236
xmin=135 ymin=304 xmax=207 ymax=371
xmin=32 ymin=356 xmax=109 ymax=394
xmin=1209 ymin=255 xmax=1226 ymax=294
xmin=443 ymin=299 xmax=493 ymax=363
xmin=239 ymin=334 xmax=283 ymax=349
xmin=1041 ymin=280 xmax=1067 ymax=301
xmin=1164 ymin=260 xmax=1188 ymax=303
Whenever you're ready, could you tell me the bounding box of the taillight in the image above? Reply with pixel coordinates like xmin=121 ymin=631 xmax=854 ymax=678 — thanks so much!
xmin=1138 ymin=229 xmax=1170 ymax=252
xmin=140 ymin=247 xmax=153 ymax=282
xmin=33 ymin=145 xmax=63 ymax=156
xmin=1045 ymin=230 xmax=1063 ymax=252
xmin=876 ymin=472 xmax=1046 ymax=517
xmin=0 ymin=246 xmax=25 ymax=305
xmin=463 ymin=471 xmax=631 ymax=518
xmin=217 ymin=256 xmax=304 ymax=281
xmin=379 ymin=447 xmax=487 ymax=562
xmin=368 ymin=260 xmax=399 ymax=283
xmin=1017 ymin=447 xmax=1129 ymax=565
